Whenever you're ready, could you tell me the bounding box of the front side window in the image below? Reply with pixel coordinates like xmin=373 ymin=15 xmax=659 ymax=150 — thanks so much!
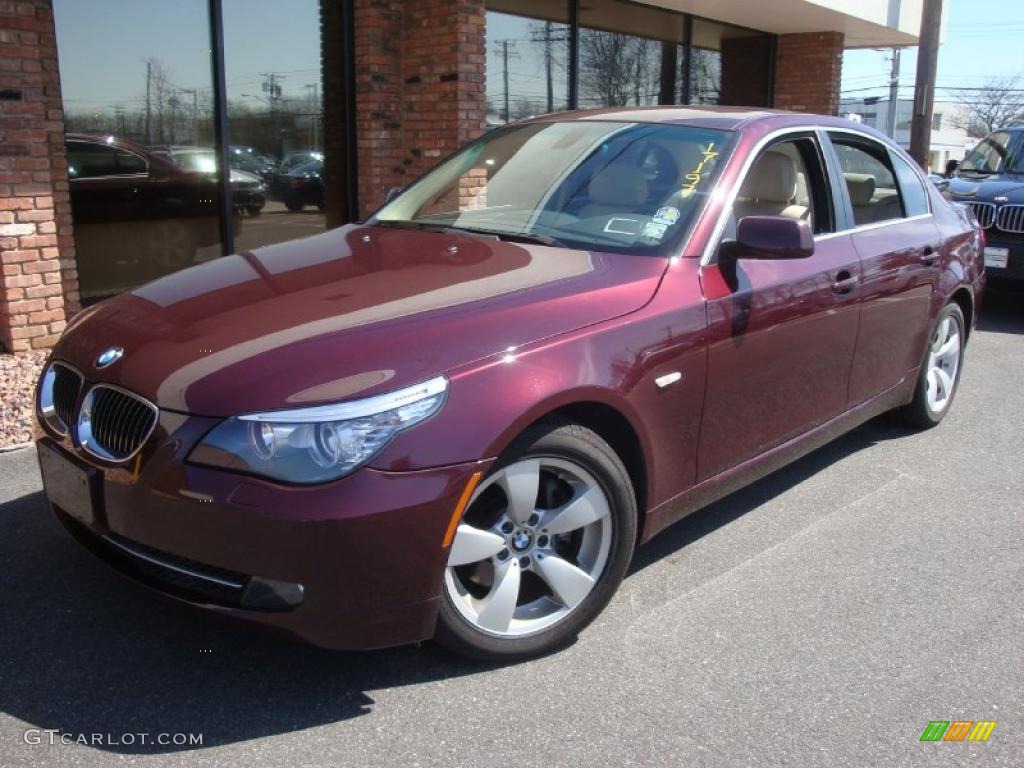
xmin=372 ymin=121 xmax=733 ymax=255
xmin=959 ymin=131 xmax=1015 ymax=174
xmin=732 ymin=137 xmax=830 ymax=235
xmin=829 ymin=135 xmax=904 ymax=226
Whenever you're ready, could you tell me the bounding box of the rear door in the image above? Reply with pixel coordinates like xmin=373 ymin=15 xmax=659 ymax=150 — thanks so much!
xmin=697 ymin=132 xmax=862 ymax=480
xmin=824 ymin=132 xmax=941 ymax=406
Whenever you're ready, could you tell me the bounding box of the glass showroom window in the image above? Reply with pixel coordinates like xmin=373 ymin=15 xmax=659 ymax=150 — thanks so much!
xmin=223 ymin=0 xmax=326 ymax=248
xmin=485 ymin=0 xmax=571 ymax=126
xmin=53 ymin=0 xmax=222 ymax=301
xmin=578 ymin=0 xmax=686 ymax=109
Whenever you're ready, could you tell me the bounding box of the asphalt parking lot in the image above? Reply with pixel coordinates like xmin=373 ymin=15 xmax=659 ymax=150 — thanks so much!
xmin=0 ymin=289 xmax=1021 ymax=768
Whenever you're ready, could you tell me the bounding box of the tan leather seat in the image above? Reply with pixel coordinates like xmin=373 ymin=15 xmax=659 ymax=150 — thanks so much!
xmin=735 ymin=151 xmax=809 ymax=221
xmin=579 ymin=165 xmax=649 ymax=219
xmin=844 ymin=173 xmax=875 ymax=225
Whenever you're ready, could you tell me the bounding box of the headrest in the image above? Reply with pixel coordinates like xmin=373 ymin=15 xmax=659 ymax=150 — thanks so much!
xmin=587 ymin=164 xmax=648 ymax=207
xmin=844 ymin=173 xmax=875 ymax=206
xmin=743 ymin=151 xmax=797 ymax=202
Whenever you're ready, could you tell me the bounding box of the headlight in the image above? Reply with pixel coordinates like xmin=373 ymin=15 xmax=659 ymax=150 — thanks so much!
xmin=188 ymin=376 xmax=447 ymax=484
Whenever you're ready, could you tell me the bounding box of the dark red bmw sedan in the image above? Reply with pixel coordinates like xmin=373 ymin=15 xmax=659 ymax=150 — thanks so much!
xmin=36 ymin=108 xmax=984 ymax=660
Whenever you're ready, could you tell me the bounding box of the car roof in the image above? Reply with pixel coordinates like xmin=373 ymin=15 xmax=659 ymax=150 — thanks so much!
xmin=520 ymin=105 xmax=876 ymax=134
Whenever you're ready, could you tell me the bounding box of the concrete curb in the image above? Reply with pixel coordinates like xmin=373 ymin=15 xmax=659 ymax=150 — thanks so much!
xmin=0 ymin=442 xmax=33 ymax=454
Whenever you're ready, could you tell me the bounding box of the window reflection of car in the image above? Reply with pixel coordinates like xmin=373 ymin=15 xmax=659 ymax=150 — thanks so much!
xmin=278 ymin=149 xmax=323 ymax=173
xmin=160 ymin=146 xmax=267 ymax=217
xmin=944 ymin=126 xmax=1024 ymax=281
xmin=229 ymin=145 xmax=277 ymax=183
xmin=65 ymin=134 xmax=224 ymax=299
xmin=268 ymin=158 xmax=324 ymax=212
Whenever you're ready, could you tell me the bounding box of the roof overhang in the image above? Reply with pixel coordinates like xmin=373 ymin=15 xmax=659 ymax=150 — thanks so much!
xmin=639 ymin=0 xmax=925 ymax=48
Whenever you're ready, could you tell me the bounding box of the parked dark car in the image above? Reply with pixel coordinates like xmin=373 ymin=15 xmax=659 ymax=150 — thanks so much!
xmin=65 ymin=134 xmax=224 ymax=298
xmin=279 ymin=149 xmax=323 ymax=173
xmin=944 ymin=126 xmax=1024 ymax=281
xmin=229 ymin=145 xmax=277 ymax=183
xmin=38 ymin=108 xmax=984 ymax=660
xmin=268 ymin=158 xmax=323 ymax=211
xmin=158 ymin=146 xmax=267 ymax=216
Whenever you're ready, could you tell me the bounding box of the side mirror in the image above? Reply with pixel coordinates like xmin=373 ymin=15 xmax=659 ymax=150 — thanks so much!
xmin=720 ymin=215 xmax=814 ymax=261
xmin=384 ymin=185 xmax=402 ymax=203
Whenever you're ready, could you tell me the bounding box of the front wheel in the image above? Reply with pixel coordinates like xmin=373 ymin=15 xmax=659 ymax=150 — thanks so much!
xmin=435 ymin=421 xmax=637 ymax=661
xmin=899 ymin=302 xmax=965 ymax=428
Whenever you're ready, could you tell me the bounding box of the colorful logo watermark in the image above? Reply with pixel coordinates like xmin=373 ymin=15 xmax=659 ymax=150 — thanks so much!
xmin=920 ymin=721 xmax=997 ymax=742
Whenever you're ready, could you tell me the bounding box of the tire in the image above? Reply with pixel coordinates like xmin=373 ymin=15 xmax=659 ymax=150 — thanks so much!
xmin=898 ymin=302 xmax=966 ymax=429
xmin=435 ymin=419 xmax=637 ymax=661
xmin=284 ymin=197 xmax=304 ymax=212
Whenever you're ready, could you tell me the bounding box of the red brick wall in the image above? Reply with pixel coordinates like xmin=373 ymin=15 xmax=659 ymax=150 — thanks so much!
xmin=354 ymin=0 xmax=486 ymax=217
xmin=773 ymin=32 xmax=844 ymax=116
xmin=0 ymin=0 xmax=76 ymax=353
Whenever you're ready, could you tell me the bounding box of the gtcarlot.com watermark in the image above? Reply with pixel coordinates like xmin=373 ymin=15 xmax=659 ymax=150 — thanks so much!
xmin=24 ymin=729 xmax=203 ymax=747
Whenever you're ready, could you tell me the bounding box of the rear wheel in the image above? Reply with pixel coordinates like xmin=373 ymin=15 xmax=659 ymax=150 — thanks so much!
xmin=435 ymin=421 xmax=636 ymax=660
xmin=284 ymin=197 xmax=304 ymax=212
xmin=899 ymin=302 xmax=965 ymax=428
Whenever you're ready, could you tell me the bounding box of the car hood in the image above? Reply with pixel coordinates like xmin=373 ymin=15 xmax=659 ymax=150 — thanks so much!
xmin=947 ymin=173 xmax=1024 ymax=203
xmin=55 ymin=225 xmax=667 ymax=416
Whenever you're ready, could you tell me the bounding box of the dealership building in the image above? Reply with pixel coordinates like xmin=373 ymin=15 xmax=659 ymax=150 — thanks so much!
xmin=1 ymin=0 xmax=926 ymax=352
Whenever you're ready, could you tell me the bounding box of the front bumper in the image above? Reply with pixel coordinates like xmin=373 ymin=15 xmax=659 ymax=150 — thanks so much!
xmin=37 ymin=416 xmax=488 ymax=650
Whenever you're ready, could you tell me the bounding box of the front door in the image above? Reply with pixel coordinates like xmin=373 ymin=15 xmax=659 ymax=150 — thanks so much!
xmin=697 ymin=134 xmax=862 ymax=480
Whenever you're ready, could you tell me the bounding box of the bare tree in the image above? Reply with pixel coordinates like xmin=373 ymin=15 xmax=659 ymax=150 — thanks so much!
xmin=578 ymin=30 xmax=660 ymax=108
xmin=952 ymin=74 xmax=1024 ymax=138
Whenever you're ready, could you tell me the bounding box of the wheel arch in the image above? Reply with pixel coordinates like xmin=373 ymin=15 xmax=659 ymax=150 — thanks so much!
xmin=949 ymin=285 xmax=974 ymax=339
xmin=486 ymin=393 xmax=651 ymax=545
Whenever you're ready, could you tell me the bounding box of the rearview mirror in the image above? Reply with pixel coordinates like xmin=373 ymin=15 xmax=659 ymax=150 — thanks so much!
xmin=721 ymin=216 xmax=814 ymax=261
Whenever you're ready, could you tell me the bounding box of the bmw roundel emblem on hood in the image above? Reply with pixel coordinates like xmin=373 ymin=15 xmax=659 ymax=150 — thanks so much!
xmin=95 ymin=346 xmax=124 ymax=369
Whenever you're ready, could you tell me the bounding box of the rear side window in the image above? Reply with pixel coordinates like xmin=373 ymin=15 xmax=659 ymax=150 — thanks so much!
xmin=828 ymin=134 xmax=903 ymax=227
xmin=889 ymin=151 xmax=930 ymax=217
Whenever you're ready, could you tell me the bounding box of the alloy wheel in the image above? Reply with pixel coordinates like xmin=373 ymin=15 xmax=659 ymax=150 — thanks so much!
xmin=925 ymin=314 xmax=961 ymax=413
xmin=444 ymin=457 xmax=613 ymax=638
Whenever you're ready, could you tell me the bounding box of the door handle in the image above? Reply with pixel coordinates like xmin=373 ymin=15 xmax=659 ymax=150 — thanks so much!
xmin=920 ymin=245 xmax=938 ymax=266
xmin=832 ymin=270 xmax=858 ymax=295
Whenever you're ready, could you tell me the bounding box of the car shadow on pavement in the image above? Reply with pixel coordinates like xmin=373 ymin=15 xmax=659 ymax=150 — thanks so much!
xmin=0 ymin=488 xmax=497 ymax=753
xmin=629 ymin=416 xmax=912 ymax=574
xmin=976 ymin=283 xmax=1024 ymax=334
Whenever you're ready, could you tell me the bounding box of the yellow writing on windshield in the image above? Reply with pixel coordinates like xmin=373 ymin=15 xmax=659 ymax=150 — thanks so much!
xmin=680 ymin=142 xmax=719 ymax=199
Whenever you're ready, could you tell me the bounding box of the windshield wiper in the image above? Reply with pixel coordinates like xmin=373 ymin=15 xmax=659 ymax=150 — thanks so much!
xmin=444 ymin=226 xmax=567 ymax=248
xmin=372 ymin=220 xmax=566 ymax=247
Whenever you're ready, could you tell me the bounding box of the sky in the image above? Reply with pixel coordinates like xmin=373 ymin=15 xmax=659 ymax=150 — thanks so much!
xmin=840 ymin=0 xmax=1024 ymax=104
xmin=53 ymin=0 xmax=322 ymax=110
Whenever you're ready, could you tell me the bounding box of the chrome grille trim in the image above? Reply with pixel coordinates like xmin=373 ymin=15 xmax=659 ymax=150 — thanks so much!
xmin=967 ymin=201 xmax=996 ymax=229
xmin=996 ymin=204 xmax=1024 ymax=234
xmin=38 ymin=361 xmax=82 ymax=436
xmin=77 ymin=384 xmax=158 ymax=462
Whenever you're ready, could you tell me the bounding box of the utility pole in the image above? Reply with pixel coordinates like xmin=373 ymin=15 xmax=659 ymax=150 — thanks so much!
xmin=168 ymin=93 xmax=178 ymax=144
xmin=494 ymin=40 xmax=518 ymax=122
xmin=305 ymin=82 xmax=319 ymax=149
xmin=144 ymin=59 xmax=152 ymax=145
xmin=544 ymin=22 xmax=553 ymax=113
xmin=909 ymin=0 xmax=943 ymax=169
xmin=261 ymin=72 xmax=283 ymax=116
xmin=885 ymin=47 xmax=900 ymax=138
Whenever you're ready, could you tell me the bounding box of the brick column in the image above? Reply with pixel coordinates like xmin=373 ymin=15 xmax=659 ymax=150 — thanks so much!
xmin=353 ymin=0 xmax=486 ymax=217
xmin=773 ymin=32 xmax=844 ymax=116
xmin=0 ymin=0 xmax=77 ymax=353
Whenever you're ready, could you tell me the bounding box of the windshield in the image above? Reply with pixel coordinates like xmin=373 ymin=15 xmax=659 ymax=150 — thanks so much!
xmin=370 ymin=121 xmax=734 ymax=255
xmin=959 ymin=131 xmax=1019 ymax=174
